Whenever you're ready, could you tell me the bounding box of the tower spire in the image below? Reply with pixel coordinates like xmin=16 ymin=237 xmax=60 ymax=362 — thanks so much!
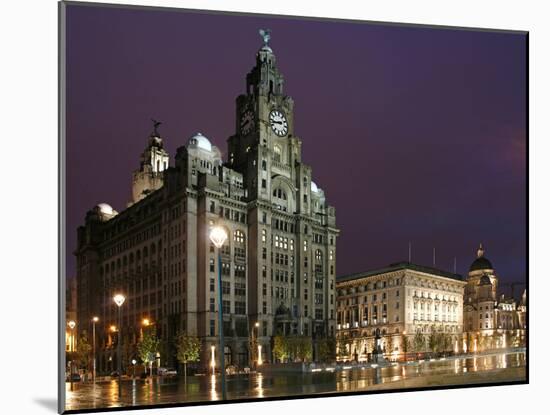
xmin=477 ymin=243 xmax=484 ymax=258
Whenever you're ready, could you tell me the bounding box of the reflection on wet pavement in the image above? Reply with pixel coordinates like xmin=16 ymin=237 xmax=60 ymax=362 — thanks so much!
xmin=65 ymin=351 xmax=526 ymax=411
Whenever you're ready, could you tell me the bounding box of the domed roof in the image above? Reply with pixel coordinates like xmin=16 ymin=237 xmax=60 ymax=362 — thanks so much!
xmin=469 ymin=243 xmax=493 ymax=271
xmin=470 ymin=256 xmax=493 ymax=271
xmin=310 ymin=181 xmax=319 ymax=193
xmin=188 ymin=132 xmax=212 ymax=152
xmin=96 ymin=203 xmax=114 ymax=215
xmin=479 ymin=274 xmax=492 ymax=286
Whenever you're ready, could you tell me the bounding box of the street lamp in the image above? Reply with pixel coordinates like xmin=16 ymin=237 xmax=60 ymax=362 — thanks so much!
xmin=92 ymin=316 xmax=99 ymax=382
xmin=209 ymin=225 xmax=228 ymax=400
xmin=113 ymin=293 xmax=126 ymax=398
xmin=131 ymin=359 xmax=137 ymax=379
xmin=252 ymin=322 xmax=260 ymax=368
xmin=68 ymin=320 xmax=76 ymax=391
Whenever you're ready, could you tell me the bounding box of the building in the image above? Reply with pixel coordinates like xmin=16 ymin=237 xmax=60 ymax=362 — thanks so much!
xmin=335 ymin=262 xmax=466 ymax=361
xmin=75 ymin=31 xmax=339 ymax=373
xmin=463 ymin=244 xmax=527 ymax=351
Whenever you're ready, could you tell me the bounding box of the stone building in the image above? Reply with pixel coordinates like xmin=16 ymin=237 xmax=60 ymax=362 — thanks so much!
xmin=463 ymin=244 xmax=527 ymax=351
xmin=335 ymin=262 xmax=466 ymax=361
xmin=75 ymin=32 xmax=338 ymax=373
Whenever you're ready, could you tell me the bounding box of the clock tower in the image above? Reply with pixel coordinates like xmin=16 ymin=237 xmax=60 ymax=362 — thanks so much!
xmin=227 ymin=29 xmax=303 ymax=203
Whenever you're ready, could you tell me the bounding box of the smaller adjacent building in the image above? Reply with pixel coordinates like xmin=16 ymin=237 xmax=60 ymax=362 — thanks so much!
xmin=463 ymin=244 xmax=527 ymax=351
xmin=336 ymin=262 xmax=466 ymax=361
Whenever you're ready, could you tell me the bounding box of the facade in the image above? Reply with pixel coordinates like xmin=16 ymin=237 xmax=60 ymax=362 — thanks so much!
xmin=463 ymin=244 xmax=527 ymax=351
xmin=75 ymin=32 xmax=339 ymax=373
xmin=335 ymin=262 xmax=465 ymax=361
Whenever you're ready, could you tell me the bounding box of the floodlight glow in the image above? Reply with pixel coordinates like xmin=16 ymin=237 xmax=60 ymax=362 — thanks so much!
xmin=113 ymin=293 xmax=126 ymax=307
xmin=209 ymin=226 xmax=228 ymax=249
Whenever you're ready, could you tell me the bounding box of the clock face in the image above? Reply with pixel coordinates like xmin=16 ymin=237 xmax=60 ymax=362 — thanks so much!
xmin=269 ymin=109 xmax=289 ymax=137
xmin=240 ymin=110 xmax=254 ymax=135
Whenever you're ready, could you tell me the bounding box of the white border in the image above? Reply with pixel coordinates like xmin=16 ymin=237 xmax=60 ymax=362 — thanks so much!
xmin=1 ymin=0 xmax=546 ymax=414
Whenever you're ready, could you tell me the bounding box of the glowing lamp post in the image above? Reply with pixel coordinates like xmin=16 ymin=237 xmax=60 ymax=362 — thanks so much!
xmin=257 ymin=345 xmax=263 ymax=366
xmin=210 ymin=345 xmax=216 ymax=375
xmin=209 ymin=225 xmax=228 ymax=400
xmin=68 ymin=320 xmax=76 ymax=391
xmin=92 ymin=316 xmax=99 ymax=382
xmin=113 ymin=293 xmax=126 ymax=398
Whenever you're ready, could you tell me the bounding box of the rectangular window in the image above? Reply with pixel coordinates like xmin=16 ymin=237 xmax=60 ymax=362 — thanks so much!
xmin=209 ymin=259 xmax=215 ymax=272
xmin=222 ymin=300 xmax=231 ymax=314
xmin=210 ymin=298 xmax=215 ymax=312
xmin=235 ymin=301 xmax=246 ymax=315
xmin=262 ymin=301 xmax=267 ymax=314
xmin=210 ymin=320 xmax=215 ymax=336
xmin=222 ymin=281 xmax=231 ymax=295
xmin=261 ymin=179 xmax=266 ymax=188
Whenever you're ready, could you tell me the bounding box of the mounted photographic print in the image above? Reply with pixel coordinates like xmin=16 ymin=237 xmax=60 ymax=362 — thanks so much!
xmin=58 ymin=1 xmax=528 ymax=413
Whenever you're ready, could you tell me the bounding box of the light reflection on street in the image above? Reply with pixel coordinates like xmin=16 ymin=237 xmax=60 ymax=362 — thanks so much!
xmin=65 ymin=351 xmax=526 ymax=411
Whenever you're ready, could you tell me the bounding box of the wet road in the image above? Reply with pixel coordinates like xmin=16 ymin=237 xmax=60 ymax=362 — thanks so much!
xmin=65 ymin=351 xmax=526 ymax=411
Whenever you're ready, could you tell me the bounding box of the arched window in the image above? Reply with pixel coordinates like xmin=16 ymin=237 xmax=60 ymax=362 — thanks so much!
xmin=234 ymin=230 xmax=245 ymax=244
xmin=273 ymin=145 xmax=282 ymax=162
xmin=143 ymin=246 xmax=149 ymax=257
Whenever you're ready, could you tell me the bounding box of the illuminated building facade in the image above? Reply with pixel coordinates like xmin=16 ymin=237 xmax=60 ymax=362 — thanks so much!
xmin=75 ymin=32 xmax=339 ymax=372
xmin=463 ymin=244 xmax=527 ymax=351
xmin=335 ymin=262 xmax=465 ymax=361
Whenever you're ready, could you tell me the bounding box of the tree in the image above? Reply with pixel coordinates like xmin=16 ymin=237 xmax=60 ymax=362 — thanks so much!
xmin=137 ymin=327 xmax=161 ymax=376
xmin=413 ymin=332 xmax=425 ymax=356
xmin=72 ymin=335 xmax=92 ymax=370
xmin=295 ymin=337 xmax=313 ymax=362
xmin=318 ymin=338 xmax=336 ymax=363
xmin=175 ymin=332 xmax=201 ymax=383
xmin=273 ymin=335 xmax=289 ymax=363
xmin=401 ymin=334 xmax=410 ymax=359
xmin=428 ymin=327 xmax=439 ymax=354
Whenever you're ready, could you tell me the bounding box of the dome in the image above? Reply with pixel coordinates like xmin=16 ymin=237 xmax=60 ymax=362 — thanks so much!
xmin=479 ymin=274 xmax=492 ymax=286
xmin=260 ymin=45 xmax=273 ymax=53
xmin=188 ymin=132 xmax=212 ymax=152
xmin=469 ymin=256 xmax=493 ymax=272
xmin=310 ymin=181 xmax=319 ymax=193
xmin=96 ymin=203 xmax=114 ymax=215
xmin=469 ymin=243 xmax=493 ymax=271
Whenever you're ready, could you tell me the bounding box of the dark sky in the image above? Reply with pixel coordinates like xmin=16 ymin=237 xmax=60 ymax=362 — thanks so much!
xmin=65 ymin=4 xmax=527 ymax=294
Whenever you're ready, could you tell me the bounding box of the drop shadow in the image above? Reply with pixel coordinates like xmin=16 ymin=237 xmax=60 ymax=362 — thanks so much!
xmin=34 ymin=398 xmax=58 ymax=413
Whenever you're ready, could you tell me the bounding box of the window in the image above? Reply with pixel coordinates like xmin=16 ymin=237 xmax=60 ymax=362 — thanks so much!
xmin=209 ymin=278 xmax=215 ymax=292
xmin=222 ymin=281 xmax=231 ymax=295
xmin=210 ymin=320 xmax=215 ymax=336
xmin=261 ymin=179 xmax=266 ymax=189
xmin=304 ymin=240 xmax=308 ymax=252
xmin=315 ymin=249 xmax=322 ymax=261
xmin=209 ymin=259 xmax=215 ymax=272
xmin=262 ymin=301 xmax=267 ymax=314
xmin=234 ymin=230 xmax=245 ymax=244
xmin=222 ymin=300 xmax=231 ymax=314
xmin=262 ymin=229 xmax=266 ymax=243
xmin=210 ymin=298 xmax=215 ymax=312
xmin=274 ymin=146 xmax=282 ymax=162
xmin=235 ymin=301 xmax=246 ymax=315
xmin=261 ymin=159 xmax=267 ymax=170
xmin=234 ymin=282 xmax=246 ymax=296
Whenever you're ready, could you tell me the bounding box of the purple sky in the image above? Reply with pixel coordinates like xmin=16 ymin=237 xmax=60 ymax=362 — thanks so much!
xmin=65 ymin=5 xmax=527 ymax=294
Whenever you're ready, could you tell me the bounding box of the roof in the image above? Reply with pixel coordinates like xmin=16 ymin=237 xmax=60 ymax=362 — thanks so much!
xmin=337 ymin=261 xmax=464 ymax=284
xmin=469 ymin=256 xmax=493 ymax=271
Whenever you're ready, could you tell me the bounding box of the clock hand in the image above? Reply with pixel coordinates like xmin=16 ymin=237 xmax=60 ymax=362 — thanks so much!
xmin=271 ymin=120 xmax=283 ymax=125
